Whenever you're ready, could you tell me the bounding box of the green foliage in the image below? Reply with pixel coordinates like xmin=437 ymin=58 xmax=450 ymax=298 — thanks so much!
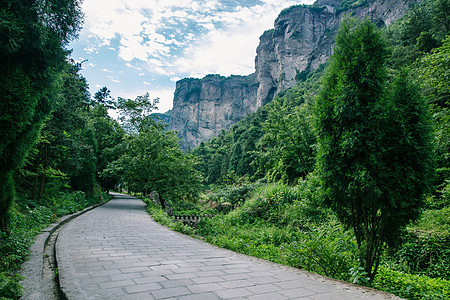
xmin=280 ymin=221 xmax=358 ymax=281
xmin=205 ymin=183 xmax=259 ymax=213
xmin=106 ymin=94 xmax=203 ymax=205
xmin=414 ymin=206 xmax=450 ymax=234
xmin=373 ymin=266 xmax=450 ymax=299
xmin=386 ymin=0 xmax=449 ymax=68
xmin=416 ymin=35 xmax=450 ymax=107
xmin=261 ymin=96 xmax=316 ymax=183
xmin=279 ymin=172 xmax=331 ymax=227
xmin=144 ymin=200 xmax=194 ymax=235
xmin=191 ymin=110 xmax=266 ymax=184
xmin=388 ymin=233 xmax=450 ymax=280
xmin=89 ymin=90 xmax=126 ymax=192
xmin=315 ymin=17 xmax=435 ymax=279
xmin=116 ymin=93 xmax=159 ymax=133
xmin=227 ymin=183 xmax=301 ymax=225
xmin=14 ymin=61 xmax=99 ymax=206
xmin=336 ymin=0 xmax=368 ymax=15
xmin=0 ymin=272 xmax=23 ymax=300
xmin=0 ymin=0 xmax=83 ymax=230
xmin=0 ymin=206 xmax=54 ymax=299
xmin=0 ymin=207 xmax=53 ymax=270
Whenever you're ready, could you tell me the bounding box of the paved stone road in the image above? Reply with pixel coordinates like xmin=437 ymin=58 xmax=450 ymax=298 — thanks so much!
xmin=56 ymin=193 xmax=400 ymax=299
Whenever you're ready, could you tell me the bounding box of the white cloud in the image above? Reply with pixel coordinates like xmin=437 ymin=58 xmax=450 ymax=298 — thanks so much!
xmin=106 ymin=75 xmax=120 ymax=83
xmin=125 ymin=63 xmax=142 ymax=71
xmin=74 ymin=0 xmax=313 ymax=112
xmin=173 ymin=1 xmax=301 ymax=77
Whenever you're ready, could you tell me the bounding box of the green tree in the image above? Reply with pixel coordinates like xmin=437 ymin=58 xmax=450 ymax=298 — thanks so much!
xmin=116 ymin=93 xmax=159 ymax=133
xmin=0 ymin=0 xmax=83 ymax=231
xmin=17 ymin=62 xmax=98 ymax=204
xmin=262 ymin=97 xmax=315 ymax=184
xmin=416 ymin=35 xmax=450 ymax=203
xmin=315 ymin=18 xmax=434 ymax=280
xmin=106 ymin=94 xmax=202 ymax=206
xmin=89 ymin=87 xmax=125 ymax=192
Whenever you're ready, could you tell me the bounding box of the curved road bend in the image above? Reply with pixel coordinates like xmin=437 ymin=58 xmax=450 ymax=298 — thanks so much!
xmin=56 ymin=193 xmax=400 ymax=300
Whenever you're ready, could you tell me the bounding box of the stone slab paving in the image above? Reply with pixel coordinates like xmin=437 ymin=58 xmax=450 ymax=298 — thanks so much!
xmin=56 ymin=193 xmax=401 ymax=300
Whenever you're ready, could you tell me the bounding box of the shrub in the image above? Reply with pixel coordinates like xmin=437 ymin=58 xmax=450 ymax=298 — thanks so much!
xmin=0 ymin=206 xmax=54 ymax=299
xmin=280 ymin=221 xmax=358 ymax=281
xmin=281 ymin=173 xmax=331 ymax=226
xmin=206 ymin=183 xmax=260 ymax=213
xmin=0 ymin=191 xmax=108 ymax=299
xmin=373 ymin=266 xmax=450 ymax=299
xmin=388 ymin=232 xmax=450 ymax=280
xmin=413 ymin=206 xmax=450 ymax=234
xmin=146 ymin=206 xmax=174 ymax=227
xmin=0 ymin=273 xmax=23 ymax=300
xmin=228 ymin=183 xmax=300 ymax=224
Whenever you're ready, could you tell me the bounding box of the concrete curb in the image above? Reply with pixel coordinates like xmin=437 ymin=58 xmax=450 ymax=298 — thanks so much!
xmin=19 ymin=198 xmax=111 ymax=300
xmin=145 ymin=205 xmax=404 ymax=300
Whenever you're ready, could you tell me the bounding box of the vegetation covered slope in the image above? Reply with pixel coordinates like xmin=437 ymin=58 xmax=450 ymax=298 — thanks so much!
xmin=180 ymin=0 xmax=450 ymax=298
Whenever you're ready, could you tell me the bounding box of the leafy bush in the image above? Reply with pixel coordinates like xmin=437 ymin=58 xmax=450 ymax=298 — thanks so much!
xmin=205 ymin=183 xmax=260 ymax=213
xmin=227 ymin=183 xmax=300 ymax=224
xmin=0 ymin=273 xmax=23 ymax=300
xmin=54 ymin=191 xmax=88 ymax=216
xmin=280 ymin=221 xmax=358 ymax=281
xmin=414 ymin=206 xmax=450 ymax=234
xmin=387 ymin=232 xmax=450 ymax=280
xmin=0 ymin=191 xmax=108 ymax=299
xmin=280 ymin=173 xmax=331 ymax=226
xmin=373 ymin=266 xmax=450 ymax=299
xmin=146 ymin=206 xmax=174 ymax=227
xmin=223 ymin=178 xmax=329 ymax=227
xmin=0 ymin=206 xmax=55 ymax=299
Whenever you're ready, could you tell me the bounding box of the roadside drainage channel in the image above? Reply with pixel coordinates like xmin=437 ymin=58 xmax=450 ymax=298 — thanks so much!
xmin=19 ymin=198 xmax=111 ymax=300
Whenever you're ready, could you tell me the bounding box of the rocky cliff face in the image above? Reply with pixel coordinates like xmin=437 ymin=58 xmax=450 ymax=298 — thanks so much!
xmin=170 ymin=74 xmax=258 ymax=150
xmin=170 ymin=0 xmax=417 ymax=150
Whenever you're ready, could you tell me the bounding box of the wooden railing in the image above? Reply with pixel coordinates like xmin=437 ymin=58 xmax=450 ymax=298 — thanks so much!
xmin=172 ymin=214 xmax=215 ymax=224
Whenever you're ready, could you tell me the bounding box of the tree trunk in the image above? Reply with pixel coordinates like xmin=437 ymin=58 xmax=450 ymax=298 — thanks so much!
xmin=32 ymin=174 xmax=39 ymax=202
xmin=0 ymin=171 xmax=15 ymax=234
xmin=37 ymin=171 xmax=46 ymax=205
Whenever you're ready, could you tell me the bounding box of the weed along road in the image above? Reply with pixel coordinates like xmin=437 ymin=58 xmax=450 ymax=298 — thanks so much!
xmin=55 ymin=193 xmax=400 ymax=299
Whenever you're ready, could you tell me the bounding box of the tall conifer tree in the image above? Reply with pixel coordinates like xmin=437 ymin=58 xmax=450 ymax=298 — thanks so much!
xmin=315 ymin=18 xmax=434 ymax=279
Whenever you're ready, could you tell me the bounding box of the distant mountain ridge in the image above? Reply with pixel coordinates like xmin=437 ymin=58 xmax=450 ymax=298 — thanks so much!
xmin=169 ymin=0 xmax=419 ymax=150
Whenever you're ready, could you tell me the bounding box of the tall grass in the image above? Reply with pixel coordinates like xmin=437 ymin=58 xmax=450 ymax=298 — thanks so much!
xmin=146 ymin=178 xmax=450 ymax=299
xmin=0 ymin=191 xmax=110 ymax=299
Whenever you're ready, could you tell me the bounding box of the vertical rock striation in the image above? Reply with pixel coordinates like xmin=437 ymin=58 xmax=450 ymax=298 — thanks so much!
xmin=170 ymin=74 xmax=258 ymax=150
xmin=170 ymin=0 xmax=418 ymax=150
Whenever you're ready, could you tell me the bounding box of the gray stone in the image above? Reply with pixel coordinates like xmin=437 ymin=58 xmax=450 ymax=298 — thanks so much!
xmin=54 ymin=193 xmax=402 ymax=300
xmin=169 ymin=0 xmax=420 ymax=150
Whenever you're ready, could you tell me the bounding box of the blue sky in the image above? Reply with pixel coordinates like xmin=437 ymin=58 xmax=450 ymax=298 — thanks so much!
xmin=69 ymin=0 xmax=314 ymax=113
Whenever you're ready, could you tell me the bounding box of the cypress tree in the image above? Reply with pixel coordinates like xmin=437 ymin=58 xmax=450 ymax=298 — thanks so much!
xmin=315 ymin=18 xmax=434 ymax=280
